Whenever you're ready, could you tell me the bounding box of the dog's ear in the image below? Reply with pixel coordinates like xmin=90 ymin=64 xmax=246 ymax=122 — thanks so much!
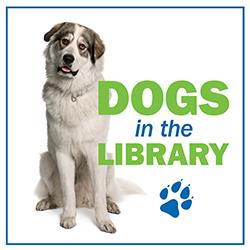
xmin=44 ymin=22 xmax=65 ymax=42
xmin=90 ymin=31 xmax=105 ymax=64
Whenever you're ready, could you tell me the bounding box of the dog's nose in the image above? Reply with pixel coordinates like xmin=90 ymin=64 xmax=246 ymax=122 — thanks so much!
xmin=63 ymin=54 xmax=75 ymax=64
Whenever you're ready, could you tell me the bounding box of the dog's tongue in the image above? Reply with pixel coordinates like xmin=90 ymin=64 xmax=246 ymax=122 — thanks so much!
xmin=61 ymin=66 xmax=71 ymax=73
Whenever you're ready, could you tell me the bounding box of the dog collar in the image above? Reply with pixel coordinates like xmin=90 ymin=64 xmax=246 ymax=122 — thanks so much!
xmin=71 ymin=84 xmax=96 ymax=102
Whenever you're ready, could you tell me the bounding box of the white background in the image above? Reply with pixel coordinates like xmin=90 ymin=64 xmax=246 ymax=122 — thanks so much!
xmin=0 ymin=1 xmax=249 ymax=249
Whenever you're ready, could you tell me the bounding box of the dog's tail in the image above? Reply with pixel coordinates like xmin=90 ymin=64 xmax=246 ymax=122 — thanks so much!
xmin=116 ymin=178 xmax=144 ymax=195
xmin=35 ymin=179 xmax=49 ymax=198
xmin=108 ymin=177 xmax=145 ymax=201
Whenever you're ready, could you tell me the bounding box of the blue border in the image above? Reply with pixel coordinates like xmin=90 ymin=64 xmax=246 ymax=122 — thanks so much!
xmin=5 ymin=5 xmax=9 ymax=247
xmin=5 ymin=6 xmax=245 ymax=246
xmin=242 ymin=6 xmax=245 ymax=245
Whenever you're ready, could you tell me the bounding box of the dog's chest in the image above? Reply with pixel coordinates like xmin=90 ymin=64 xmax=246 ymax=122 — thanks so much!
xmin=46 ymin=90 xmax=98 ymax=127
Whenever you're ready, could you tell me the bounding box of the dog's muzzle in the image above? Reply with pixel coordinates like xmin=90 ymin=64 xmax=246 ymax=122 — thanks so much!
xmin=57 ymin=65 xmax=79 ymax=76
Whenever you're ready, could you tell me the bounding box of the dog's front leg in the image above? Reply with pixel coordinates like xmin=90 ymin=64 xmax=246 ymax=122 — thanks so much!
xmin=86 ymin=145 xmax=116 ymax=233
xmin=56 ymin=151 xmax=76 ymax=229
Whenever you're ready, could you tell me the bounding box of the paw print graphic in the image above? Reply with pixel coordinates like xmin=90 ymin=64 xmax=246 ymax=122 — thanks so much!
xmin=160 ymin=179 xmax=193 ymax=218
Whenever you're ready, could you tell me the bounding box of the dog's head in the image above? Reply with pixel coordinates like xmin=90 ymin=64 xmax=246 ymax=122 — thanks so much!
xmin=44 ymin=22 xmax=105 ymax=79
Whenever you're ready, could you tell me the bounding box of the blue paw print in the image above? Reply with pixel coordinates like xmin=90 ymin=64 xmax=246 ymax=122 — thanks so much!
xmin=160 ymin=179 xmax=193 ymax=218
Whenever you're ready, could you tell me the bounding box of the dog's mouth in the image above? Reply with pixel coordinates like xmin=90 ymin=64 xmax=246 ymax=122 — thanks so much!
xmin=57 ymin=65 xmax=79 ymax=76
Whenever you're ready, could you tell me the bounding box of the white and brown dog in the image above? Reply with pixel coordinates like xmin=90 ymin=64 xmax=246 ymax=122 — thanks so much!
xmin=36 ymin=22 xmax=120 ymax=233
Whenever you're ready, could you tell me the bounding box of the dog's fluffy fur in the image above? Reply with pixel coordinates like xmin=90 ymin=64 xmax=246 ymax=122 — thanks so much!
xmin=36 ymin=22 xmax=119 ymax=233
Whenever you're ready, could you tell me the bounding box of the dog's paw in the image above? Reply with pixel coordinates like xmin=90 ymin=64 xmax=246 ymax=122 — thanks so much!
xmin=36 ymin=197 xmax=57 ymax=211
xmin=81 ymin=197 xmax=94 ymax=208
xmin=107 ymin=200 xmax=121 ymax=214
xmin=60 ymin=216 xmax=76 ymax=229
xmin=97 ymin=220 xmax=116 ymax=233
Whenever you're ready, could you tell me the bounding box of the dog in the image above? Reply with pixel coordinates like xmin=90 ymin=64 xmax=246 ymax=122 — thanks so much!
xmin=35 ymin=22 xmax=120 ymax=233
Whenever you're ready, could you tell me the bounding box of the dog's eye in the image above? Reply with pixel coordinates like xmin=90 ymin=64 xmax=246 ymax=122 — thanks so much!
xmin=79 ymin=43 xmax=86 ymax=50
xmin=61 ymin=38 xmax=70 ymax=46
